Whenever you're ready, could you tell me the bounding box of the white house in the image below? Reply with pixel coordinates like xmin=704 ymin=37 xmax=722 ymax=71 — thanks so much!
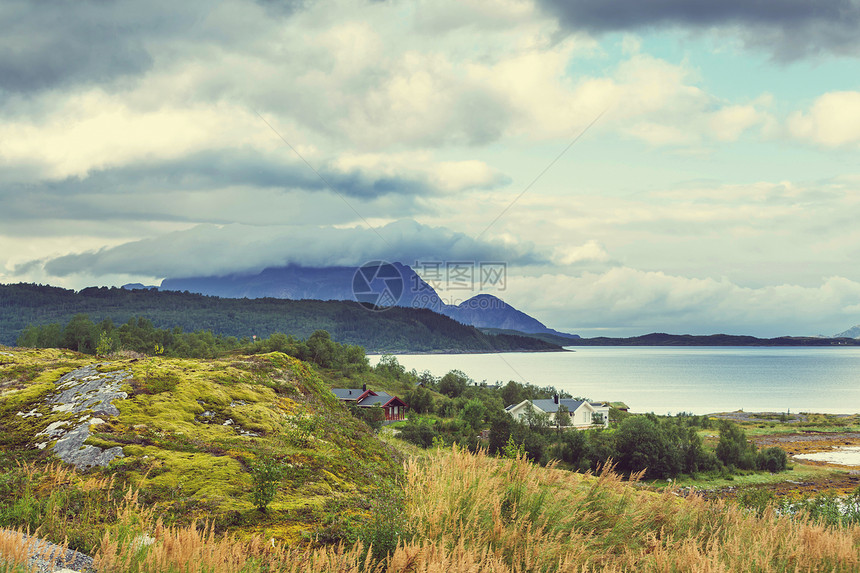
xmin=505 ymin=396 xmax=609 ymax=429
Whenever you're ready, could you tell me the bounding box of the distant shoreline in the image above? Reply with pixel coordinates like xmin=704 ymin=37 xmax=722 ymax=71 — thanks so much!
xmin=562 ymin=333 xmax=860 ymax=347
xmin=366 ymin=347 xmax=572 ymax=356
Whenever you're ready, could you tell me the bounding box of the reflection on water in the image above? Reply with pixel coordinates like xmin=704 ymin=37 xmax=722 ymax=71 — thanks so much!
xmin=794 ymin=447 xmax=860 ymax=466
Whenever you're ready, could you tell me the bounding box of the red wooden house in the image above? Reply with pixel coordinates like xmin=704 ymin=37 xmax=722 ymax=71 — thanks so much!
xmin=331 ymin=385 xmax=408 ymax=422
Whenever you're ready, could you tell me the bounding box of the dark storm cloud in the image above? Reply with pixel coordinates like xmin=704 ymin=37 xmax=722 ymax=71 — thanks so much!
xmin=0 ymin=0 xmax=306 ymax=94
xmin=1 ymin=0 xmax=167 ymax=93
xmin=537 ymin=0 xmax=860 ymax=60
xmin=0 ymin=148 xmax=444 ymax=225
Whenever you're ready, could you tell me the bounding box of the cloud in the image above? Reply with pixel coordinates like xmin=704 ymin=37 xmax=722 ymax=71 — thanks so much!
xmin=503 ymin=268 xmax=860 ymax=337
xmin=0 ymin=0 xmax=309 ymax=95
xmin=535 ymin=0 xmax=860 ymax=60
xmin=0 ymin=148 xmax=511 ymax=229
xmin=552 ymin=240 xmax=610 ymax=265
xmin=787 ymin=91 xmax=860 ymax=147
xmin=30 ymin=220 xmax=545 ymax=279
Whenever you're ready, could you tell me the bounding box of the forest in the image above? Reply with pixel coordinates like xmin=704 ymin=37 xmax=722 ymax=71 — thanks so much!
xmin=0 ymin=283 xmax=560 ymax=353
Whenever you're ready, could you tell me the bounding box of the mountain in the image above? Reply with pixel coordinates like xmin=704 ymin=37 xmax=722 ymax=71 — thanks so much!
xmin=121 ymin=283 xmax=158 ymax=290
xmin=833 ymin=325 xmax=860 ymax=338
xmin=0 ymin=283 xmax=563 ymax=353
xmin=160 ymin=264 xmax=580 ymax=338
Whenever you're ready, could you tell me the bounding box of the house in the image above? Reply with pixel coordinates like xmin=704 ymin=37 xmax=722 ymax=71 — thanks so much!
xmin=506 ymin=395 xmax=609 ymax=429
xmin=331 ymin=384 xmax=408 ymax=422
xmin=588 ymin=401 xmax=612 ymax=425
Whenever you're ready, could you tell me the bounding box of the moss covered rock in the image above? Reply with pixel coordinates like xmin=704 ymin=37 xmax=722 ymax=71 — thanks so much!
xmin=0 ymin=347 xmax=402 ymax=541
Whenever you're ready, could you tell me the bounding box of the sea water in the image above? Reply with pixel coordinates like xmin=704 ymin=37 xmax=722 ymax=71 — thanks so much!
xmin=370 ymin=347 xmax=860 ymax=415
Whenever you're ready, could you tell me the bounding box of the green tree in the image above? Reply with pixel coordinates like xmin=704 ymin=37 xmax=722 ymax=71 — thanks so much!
xmin=716 ymin=421 xmax=758 ymax=470
xmin=375 ymin=355 xmax=406 ymax=380
xmin=522 ymin=403 xmax=550 ymax=432
xmin=614 ymin=416 xmax=682 ymax=479
xmin=460 ymin=398 xmax=487 ymax=431
xmin=550 ymin=427 xmax=588 ymax=469
xmin=62 ymin=314 xmax=97 ymax=353
xmin=757 ymin=446 xmax=788 ymax=472
xmin=439 ymin=369 xmax=470 ymax=398
xmin=500 ymin=380 xmax=525 ymax=407
xmin=95 ymin=331 xmax=117 ymax=356
xmin=405 ymin=386 xmax=434 ymax=414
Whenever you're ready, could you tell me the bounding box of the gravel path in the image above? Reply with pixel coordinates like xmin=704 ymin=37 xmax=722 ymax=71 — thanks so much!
xmin=0 ymin=529 xmax=94 ymax=573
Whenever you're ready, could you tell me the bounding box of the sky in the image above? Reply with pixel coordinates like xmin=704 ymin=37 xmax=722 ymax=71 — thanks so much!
xmin=2 ymin=0 xmax=860 ymax=337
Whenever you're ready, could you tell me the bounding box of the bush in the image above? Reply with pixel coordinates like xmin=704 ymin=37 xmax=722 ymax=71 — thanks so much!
xmin=460 ymin=398 xmax=487 ymax=430
xmin=398 ymin=419 xmax=439 ymax=448
xmin=249 ymin=456 xmax=285 ymax=512
xmin=716 ymin=421 xmax=758 ymax=470
xmin=614 ymin=416 xmax=682 ymax=479
xmin=359 ymin=483 xmax=410 ymax=561
xmin=549 ymin=428 xmax=588 ymax=468
xmin=756 ymin=447 xmax=788 ymax=472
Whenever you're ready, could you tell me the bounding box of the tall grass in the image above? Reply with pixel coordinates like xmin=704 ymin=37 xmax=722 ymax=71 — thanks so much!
xmin=3 ymin=449 xmax=859 ymax=572
xmin=403 ymin=446 xmax=860 ymax=572
xmin=0 ymin=462 xmax=121 ymax=555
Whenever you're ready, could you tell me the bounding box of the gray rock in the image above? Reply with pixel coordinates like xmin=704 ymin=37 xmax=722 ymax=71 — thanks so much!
xmin=0 ymin=529 xmax=95 ymax=573
xmin=39 ymin=365 xmax=131 ymax=470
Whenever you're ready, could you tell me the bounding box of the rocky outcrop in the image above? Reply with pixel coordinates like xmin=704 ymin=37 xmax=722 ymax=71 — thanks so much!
xmin=25 ymin=364 xmax=130 ymax=470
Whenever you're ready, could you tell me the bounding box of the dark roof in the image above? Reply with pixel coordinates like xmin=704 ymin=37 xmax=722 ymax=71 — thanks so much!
xmin=531 ymin=398 xmax=587 ymax=414
xmin=331 ymin=388 xmax=373 ymax=401
xmin=358 ymin=391 xmax=407 ymax=407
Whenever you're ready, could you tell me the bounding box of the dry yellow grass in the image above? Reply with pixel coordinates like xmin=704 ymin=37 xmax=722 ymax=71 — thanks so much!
xmin=7 ymin=448 xmax=858 ymax=572
xmin=402 ymin=446 xmax=860 ymax=572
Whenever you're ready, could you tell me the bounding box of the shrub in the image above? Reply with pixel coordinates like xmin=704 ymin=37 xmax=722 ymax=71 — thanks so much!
xmin=716 ymin=421 xmax=758 ymax=470
xmin=358 ymin=483 xmax=410 ymax=561
xmin=398 ymin=419 xmax=439 ymax=448
xmin=614 ymin=416 xmax=682 ymax=479
xmin=756 ymin=446 xmax=788 ymax=472
xmin=249 ymin=456 xmax=285 ymax=512
xmin=459 ymin=398 xmax=487 ymax=431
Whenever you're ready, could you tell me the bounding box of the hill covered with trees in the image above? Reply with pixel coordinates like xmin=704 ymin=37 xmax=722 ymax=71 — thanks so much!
xmin=0 ymin=283 xmax=561 ymax=353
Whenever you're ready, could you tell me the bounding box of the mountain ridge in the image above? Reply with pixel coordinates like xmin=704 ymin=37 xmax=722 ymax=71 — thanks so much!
xmin=158 ymin=263 xmax=580 ymax=339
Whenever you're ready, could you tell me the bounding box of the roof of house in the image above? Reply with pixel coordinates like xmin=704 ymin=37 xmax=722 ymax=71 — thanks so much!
xmin=331 ymin=388 xmax=373 ymax=401
xmin=530 ymin=398 xmax=588 ymax=414
xmin=331 ymin=388 xmax=407 ymax=408
xmin=358 ymin=391 xmax=395 ymax=406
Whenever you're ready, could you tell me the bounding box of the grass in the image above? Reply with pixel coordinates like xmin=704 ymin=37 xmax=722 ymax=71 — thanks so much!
xmin=1 ymin=442 xmax=859 ymax=571
xmin=668 ymin=462 xmax=835 ymax=490
xmin=0 ymin=347 xmax=403 ymax=549
xmin=13 ymin=447 xmax=854 ymax=572
xmin=3 ymin=346 xmax=860 ymax=571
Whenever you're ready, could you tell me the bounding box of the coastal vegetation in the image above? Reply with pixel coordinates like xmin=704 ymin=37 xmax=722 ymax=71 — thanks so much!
xmin=2 ymin=345 xmax=859 ymax=571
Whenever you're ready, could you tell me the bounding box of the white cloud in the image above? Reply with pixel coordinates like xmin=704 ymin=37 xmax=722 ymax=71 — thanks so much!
xmin=0 ymin=92 xmax=272 ymax=179
xmin=330 ymin=152 xmax=508 ymax=193
xmin=788 ymin=91 xmax=860 ymax=147
xmin=502 ymin=268 xmax=860 ymax=337
xmin=553 ymin=240 xmax=610 ymax=265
